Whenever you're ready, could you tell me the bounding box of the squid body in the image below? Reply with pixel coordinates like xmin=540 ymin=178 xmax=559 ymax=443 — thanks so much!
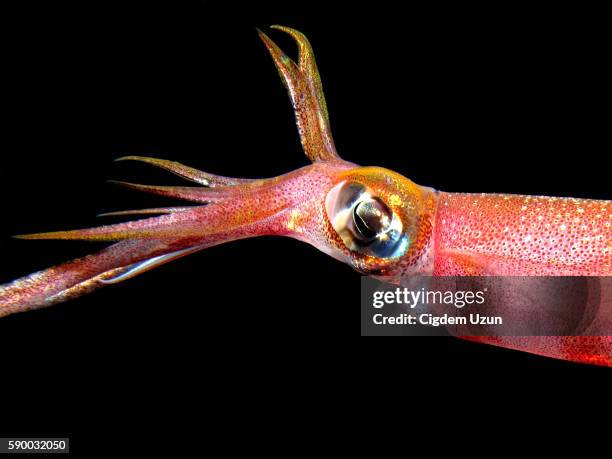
xmin=1 ymin=26 xmax=610 ymax=366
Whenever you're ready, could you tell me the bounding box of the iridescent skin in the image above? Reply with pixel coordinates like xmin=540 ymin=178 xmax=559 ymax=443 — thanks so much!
xmin=0 ymin=26 xmax=610 ymax=366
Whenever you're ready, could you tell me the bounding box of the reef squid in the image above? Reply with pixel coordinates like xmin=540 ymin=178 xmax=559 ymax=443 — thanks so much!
xmin=1 ymin=26 xmax=610 ymax=366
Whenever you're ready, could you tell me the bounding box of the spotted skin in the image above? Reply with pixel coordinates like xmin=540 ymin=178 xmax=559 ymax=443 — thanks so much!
xmin=0 ymin=26 xmax=610 ymax=366
xmin=435 ymin=193 xmax=610 ymax=276
xmin=434 ymin=193 xmax=611 ymax=366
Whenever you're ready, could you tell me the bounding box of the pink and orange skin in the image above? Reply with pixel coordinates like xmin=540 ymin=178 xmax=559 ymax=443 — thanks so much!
xmin=1 ymin=27 xmax=610 ymax=366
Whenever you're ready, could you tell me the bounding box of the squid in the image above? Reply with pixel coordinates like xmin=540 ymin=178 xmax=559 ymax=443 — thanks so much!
xmin=1 ymin=26 xmax=610 ymax=366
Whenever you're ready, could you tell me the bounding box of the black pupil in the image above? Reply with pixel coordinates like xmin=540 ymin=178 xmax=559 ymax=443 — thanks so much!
xmin=352 ymin=198 xmax=391 ymax=241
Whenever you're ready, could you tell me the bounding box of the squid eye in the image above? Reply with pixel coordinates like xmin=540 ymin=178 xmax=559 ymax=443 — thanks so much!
xmin=325 ymin=181 xmax=410 ymax=260
xmin=352 ymin=198 xmax=392 ymax=241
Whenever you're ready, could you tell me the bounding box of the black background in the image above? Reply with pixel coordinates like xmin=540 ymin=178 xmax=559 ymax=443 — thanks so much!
xmin=1 ymin=0 xmax=610 ymax=453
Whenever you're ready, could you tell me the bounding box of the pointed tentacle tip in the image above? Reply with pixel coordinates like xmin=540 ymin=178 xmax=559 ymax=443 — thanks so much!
xmin=108 ymin=179 xmax=130 ymax=186
xmin=256 ymin=27 xmax=283 ymax=53
xmin=269 ymin=24 xmax=293 ymax=33
xmin=107 ymin=179 xmax=164 ymax=192
xmin=107 ymin=179 xmax=138 ymax=191
xmin=97 ymin=207 xmax=192 ymax=218
xmin=97 ymin=211 xmax=121 ymax=218
xmin=256 ymin=27 xmax=272 ymax=44
xmin=96 ymin=210 xmax=147 ymax=218
xmin=106 ymin=179 xmax=171 ymax=195
xmin=12 ymin=233 xmax=33 ymax=240
xmin=114 ymin=155 xmax=148 ymax=163
xmin=13 ymin=232 xmax=62 ymax=240
xmin=268 ymin=25 xmax=306 ymax=43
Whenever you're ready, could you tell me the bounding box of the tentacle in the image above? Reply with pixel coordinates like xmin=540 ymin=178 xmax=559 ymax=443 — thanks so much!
xmin=100 ymin=245 xmax=205 ymax=284
xmin=270 ymin=25 xmax=330 ymax=128
xmin=0 ymin=238 xmax=203 ymax=316
xmin=116 ymin=156 xmax=253 ymax=186
xmin=13 ymin=206 xmax=217 ymax=241
xmin=108 ymin=180 xmax=232 ymax=203
xmin=1 ymin=162 xmax=325 ymax=316
xmin=1 ymin=171 xmax=308 ymax=315
xmin=12 ymin=169 xmax=305 ymax=242
xmin=97 ymin=207 xmax=194 ymax=217
xmin=258 ymin=26 xmax=339 ymax=163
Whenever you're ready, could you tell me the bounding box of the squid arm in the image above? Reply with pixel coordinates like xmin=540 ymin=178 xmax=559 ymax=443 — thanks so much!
xmin=1 ymin=160 xmax=338 ymax=314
